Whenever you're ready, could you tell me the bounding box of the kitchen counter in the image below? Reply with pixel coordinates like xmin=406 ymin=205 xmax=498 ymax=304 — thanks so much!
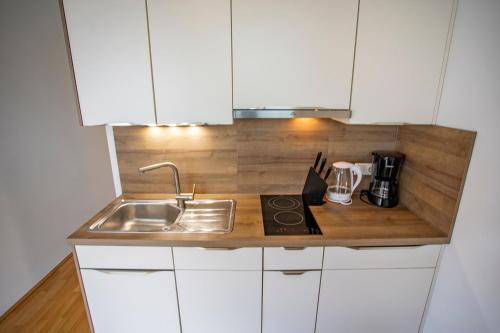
xmin=67 ymin=193 xmax=448 ymax=247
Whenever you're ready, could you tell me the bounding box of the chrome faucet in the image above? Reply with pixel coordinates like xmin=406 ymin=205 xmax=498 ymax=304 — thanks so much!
xmin=139 ymin=162 xmax=195 ymax=209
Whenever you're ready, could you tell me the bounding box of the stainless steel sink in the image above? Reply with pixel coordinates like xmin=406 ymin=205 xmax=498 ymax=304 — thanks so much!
xmin=89 ymin=199 xmax=236 ymax=233
xmin=176 ymin=200 xmax=236 ymax=233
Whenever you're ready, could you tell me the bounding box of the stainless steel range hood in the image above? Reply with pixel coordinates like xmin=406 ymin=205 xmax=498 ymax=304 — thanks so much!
xmin=233 ymin=107 xmax=351 ymax=119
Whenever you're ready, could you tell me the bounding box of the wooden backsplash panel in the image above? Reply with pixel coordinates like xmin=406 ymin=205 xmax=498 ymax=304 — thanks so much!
xmin=114 ymin=119 xmax=398 ymax=194
xmin=397 ymin=125 xmax=476 ymax=237
xmin=114 ymin=125 xmax=238 ymax=194
xmin=328 ymin=124 xmax=398 ymax=162
xmin=328 ymin=124 xmax=399 ymax=191
xmin=237 ymin=119 xmax=333 ymax=193
xmin=115 ymin=120 xmax=475 ymax=240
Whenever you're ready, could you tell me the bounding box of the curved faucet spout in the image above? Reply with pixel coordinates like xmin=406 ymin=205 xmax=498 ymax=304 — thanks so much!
xmin=139 ymin=161 xmax=193 ymax=209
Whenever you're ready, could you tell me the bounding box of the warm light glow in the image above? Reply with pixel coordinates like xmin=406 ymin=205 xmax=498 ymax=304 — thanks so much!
xmin=187 ymin=125 xmax=202 ymax=136
xmin=156 ymin=122 xmax=206 ymax=127
xmin=291 ymin=118 xmax=320 ymax=129
xmin=147 ymin=125 xmax=162 ymax=137
xmin=169 ymin=126 xmax=181 ymax=135
xmin=146 ymin=122 xmax=205 ymax=138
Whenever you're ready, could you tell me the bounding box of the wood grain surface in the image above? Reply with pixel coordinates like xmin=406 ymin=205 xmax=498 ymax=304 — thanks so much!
xmin=114 ymin=119 xmax=398 ymax=194
xmin=67 ymin=193 xmax=447 ymax=247
xmin=0 ymin=256 xmax=90 ymax=333
xmin=398 ymin=125 xmax=476 ymax=239
xmin=112 ymin=120 xmax=475 ymax=242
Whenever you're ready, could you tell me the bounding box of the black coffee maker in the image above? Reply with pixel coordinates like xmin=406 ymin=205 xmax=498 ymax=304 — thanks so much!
xmin=366 ymin=151 xmax=405 ymax=208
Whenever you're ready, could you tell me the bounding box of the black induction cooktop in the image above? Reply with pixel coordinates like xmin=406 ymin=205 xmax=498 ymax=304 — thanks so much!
xmin=260 ymin=195 xmax=322 ymax=236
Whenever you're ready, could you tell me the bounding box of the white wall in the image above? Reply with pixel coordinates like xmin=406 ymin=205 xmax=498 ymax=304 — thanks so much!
xmin=424 ymin=1 xmax=500 ymax=332
xmin=0 ymin=0 xmax=115 ymax=314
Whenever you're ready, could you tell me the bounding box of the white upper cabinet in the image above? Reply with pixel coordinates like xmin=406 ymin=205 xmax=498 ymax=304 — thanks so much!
xmin=350 ymin=0 xmax=455 ymax=124
xmin=64 ymin=0 xmax=455 ymax=125
xmin=63 ymin=0 xmax=156 ymax=125
xmin=232 ymin=0 xmax=358 ymax=109
xmin=147 ymin=0 xmax=233 ymax=124
xmin=64 ymin=0 xmax=232 ymax=126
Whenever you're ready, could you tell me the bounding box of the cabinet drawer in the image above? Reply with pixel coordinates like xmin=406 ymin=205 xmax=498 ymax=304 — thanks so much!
xmin=323 ymin=245 xmax=441 ymax=269
xmin=75 ymin=245 xmax=173 ymax=270
xmin=264 ymin=247 xmax=323 ymax=270
xmin=173 ymin=247 xmax=262 ymax=270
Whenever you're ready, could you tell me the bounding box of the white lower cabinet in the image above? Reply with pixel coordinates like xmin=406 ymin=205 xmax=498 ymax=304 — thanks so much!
xmin=80 ymin=269 xmax=180 ymax=333
xmin=263 ymin=270 xmax=321 ymax=333
xmin=176 ymin=270 xmax=261 ymax=333
xmin=77 ymin=245 xmax=439 ymax=333
xmin=316 ymin=268 xmax=435 ymax=333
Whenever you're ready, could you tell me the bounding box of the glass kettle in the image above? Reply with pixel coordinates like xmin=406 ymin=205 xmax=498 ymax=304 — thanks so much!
xmin=326 ymin=162 xmax=362 ymax=205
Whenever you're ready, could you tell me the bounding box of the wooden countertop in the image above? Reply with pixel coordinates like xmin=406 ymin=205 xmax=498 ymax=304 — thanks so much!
xmin=67 ymin=193 xmax=448 ymax=247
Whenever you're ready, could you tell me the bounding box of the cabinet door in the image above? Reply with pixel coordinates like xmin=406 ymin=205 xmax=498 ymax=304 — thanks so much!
xmin=148 ymin=0 xmax=232 ymax=124
xmin=63 ymin=0 xmax=155 ymax=125
xmin=350 ymin=0 xmax=455 ymax=124
xmin=316 ymin=268 xmax=434 ymax=333
xmin=176 ymin=270 xmax=261 ymax=333
xmin=232 ymin=0 xmax=358 ymax=109
xmin=81 ymin=269 xmax=180 ymax=333
xmin=263 ymin=271 xmax=321 ymax=333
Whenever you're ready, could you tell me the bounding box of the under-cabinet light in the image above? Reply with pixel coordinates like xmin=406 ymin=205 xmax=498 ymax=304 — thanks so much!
xmin=159 ymin=123 xmax=205 ymax=127
xmin=107 ymin=122 xmax=132 ymax=126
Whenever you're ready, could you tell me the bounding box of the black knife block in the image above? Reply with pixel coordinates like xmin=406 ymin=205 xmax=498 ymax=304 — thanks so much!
xmin=302 ymin=167 xmax=328 ymax=206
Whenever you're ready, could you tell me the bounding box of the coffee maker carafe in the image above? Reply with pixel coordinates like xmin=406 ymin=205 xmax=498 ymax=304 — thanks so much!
xmin=366 ymin=151 xmax=405 ymax=208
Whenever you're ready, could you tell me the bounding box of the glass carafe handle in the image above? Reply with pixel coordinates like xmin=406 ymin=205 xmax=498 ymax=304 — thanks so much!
xmin=351 ymin=165 xmax=363 ymax=193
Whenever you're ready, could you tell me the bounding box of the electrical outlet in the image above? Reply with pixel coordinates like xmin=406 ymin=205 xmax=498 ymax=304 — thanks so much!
xmin=355 ymin=163 xmax=372 ymax=176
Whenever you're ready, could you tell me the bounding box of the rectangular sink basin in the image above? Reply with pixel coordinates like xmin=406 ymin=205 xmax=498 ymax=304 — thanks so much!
xmin=89 ymin=199 xmax=235 ymax=234
xmin=177 ymin=200 xmax=236 ymax=233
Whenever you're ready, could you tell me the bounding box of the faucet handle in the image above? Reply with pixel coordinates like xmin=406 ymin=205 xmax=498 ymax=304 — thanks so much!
xmin=176 ymin=184 xmax=195 ymax=201
xmin=188 ymin=184 xmax=196 ymax=200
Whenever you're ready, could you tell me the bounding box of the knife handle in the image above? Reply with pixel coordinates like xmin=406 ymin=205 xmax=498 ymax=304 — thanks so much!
xmin=323 ymin=166 xmax=332 ymax=180
xmin=313 ymin=152 xmax=322 ymax=170
xmin=318 ymin=158 xmax=327 ymax=174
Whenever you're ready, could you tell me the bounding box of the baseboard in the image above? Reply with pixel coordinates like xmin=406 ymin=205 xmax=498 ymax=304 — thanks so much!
xmin=0 ymin=253 xmax=73 ymax=323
